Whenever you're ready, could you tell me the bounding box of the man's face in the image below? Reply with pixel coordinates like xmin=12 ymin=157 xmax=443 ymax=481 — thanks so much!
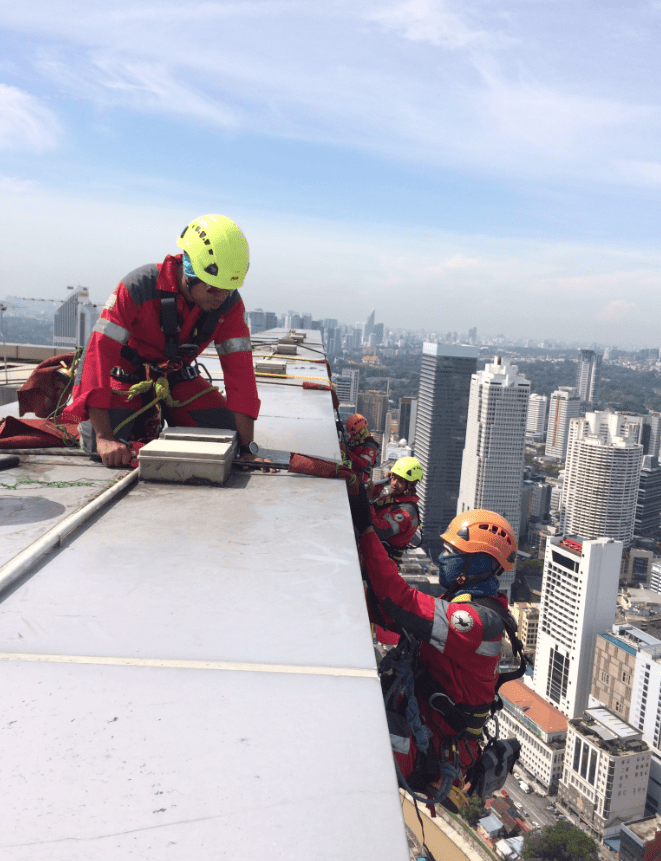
xmin=390 ymin=474 xmax=408 ymax=496
xmin=189 ymin=281 xmax=231 ymax=311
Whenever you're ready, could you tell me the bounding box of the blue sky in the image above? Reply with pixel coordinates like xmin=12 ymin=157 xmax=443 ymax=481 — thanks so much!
xmin=1 ymin=0 xmax=661 ymax=347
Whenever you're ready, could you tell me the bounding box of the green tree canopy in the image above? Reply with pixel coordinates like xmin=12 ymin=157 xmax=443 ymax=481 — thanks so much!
xmin=521 ymin=821 xmax=598 ymax=861
xmin=459 ymin=794 xmax=485 ymax=827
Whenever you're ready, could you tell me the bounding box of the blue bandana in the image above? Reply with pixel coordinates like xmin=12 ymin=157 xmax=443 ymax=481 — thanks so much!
xmin=182 ymin=251 xmax=197 ymax=279
xmin=437 ymin=551 xmax=499 ymax=596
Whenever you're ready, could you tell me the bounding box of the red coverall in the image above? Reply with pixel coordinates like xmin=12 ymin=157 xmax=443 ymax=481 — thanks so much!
xmin=345 ymin=436 xmax=380 ymax=484
xmin=67 ymin=255 xmax=260 ymax=438
xmin=360 ymin=530 xmax=507 ymax=784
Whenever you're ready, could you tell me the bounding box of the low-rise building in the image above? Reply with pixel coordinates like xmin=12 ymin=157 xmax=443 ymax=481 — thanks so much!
xmin=619 ymin=814 xmax=661 ymax=861
xmin=510 ymin=603 xmax=539 ymax=652
xmin=591 ymin=627 xmax=642 ymax=721
xmin=498 ymin=678 xmax=567 ymax=794
xmin=558 ymin=707 xmax=651 ymax=840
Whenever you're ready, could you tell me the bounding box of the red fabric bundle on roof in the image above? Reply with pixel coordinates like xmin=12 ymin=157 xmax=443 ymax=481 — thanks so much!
xmin=0 ymin=415 xmax=80 ymax=449
xmin=17 ymin=352 xmax=76 ymax=418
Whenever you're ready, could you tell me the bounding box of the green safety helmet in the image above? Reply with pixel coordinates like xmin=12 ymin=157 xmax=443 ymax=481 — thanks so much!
xmin=176 ymin=214 xmax=249 ymax=290
xmin=391 ymin=456 xmax=423 ymax=484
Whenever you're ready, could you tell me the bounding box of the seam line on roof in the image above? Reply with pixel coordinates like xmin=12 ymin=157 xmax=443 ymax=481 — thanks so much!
xmin=0 ymin=652 xmax=377 ymax=678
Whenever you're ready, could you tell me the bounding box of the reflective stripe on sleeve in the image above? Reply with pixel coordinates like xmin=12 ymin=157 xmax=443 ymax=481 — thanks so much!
xmin=430 ymin=600 xmax=450 ymax=652
xmin=215 ymin=337 xmax=252 ymax=355
xmin=94 ymin=318 xmax=130 ymax=344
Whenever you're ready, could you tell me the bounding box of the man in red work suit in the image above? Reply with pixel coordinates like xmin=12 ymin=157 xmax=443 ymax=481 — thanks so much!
xmin=67 ymin=215 xmax=262 ymax=467
xmin=342 ymin=414 xmax=380 ymax=485
xmin=369 ymin=456 xmax=422 ymax=565
xmin=350 ymin=496 xmax=518 ymax=811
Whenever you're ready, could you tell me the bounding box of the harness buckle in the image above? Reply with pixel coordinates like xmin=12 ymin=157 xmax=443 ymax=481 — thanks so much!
xmin=110 ymin=367 xmax=140 ymax=384
xmin=177 ymin=343 xmax=199 ymax=359
xmin=178 ymin=364 xmax=198 ymax=380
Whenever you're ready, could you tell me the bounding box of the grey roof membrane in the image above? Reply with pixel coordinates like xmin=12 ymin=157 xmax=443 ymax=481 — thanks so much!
xmin=0 ymin=331 xmax=410 ymax=860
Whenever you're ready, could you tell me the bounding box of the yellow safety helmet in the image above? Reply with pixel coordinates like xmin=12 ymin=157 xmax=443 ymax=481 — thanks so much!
xmin=391 ymin=456 xmax=423 ymax=484
xmin=176 ymin=214 xmax=249 ymax=290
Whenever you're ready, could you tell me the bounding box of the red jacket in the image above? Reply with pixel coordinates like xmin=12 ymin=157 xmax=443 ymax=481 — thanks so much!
xmin=345 ymin=435 xmax=380 ymax=483
xmin=68 ymin=255 xmax=260 ymax=421
xmin=360 ymin=530 xmax=506 ymax=710
xmin=371 ymin=490 xmax=420 ymax=549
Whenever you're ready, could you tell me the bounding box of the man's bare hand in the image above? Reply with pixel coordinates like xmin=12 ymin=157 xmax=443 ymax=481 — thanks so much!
xmin=96 ymin=437 xmax=132 ymax=467
xmin=238 ymin=454 xmax=278 ymax=474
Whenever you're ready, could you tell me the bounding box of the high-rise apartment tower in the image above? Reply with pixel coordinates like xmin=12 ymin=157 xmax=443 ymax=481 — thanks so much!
xmin=561 ymin=411 xmax=644 ymax=548
xmin=545 ymin=387 xmax=581 ymax=460
xmin=576 ymin=349 xmax=601 ymax=404
xmin=526 ymin=393 xmax=548 ymax=442
xmin=456 ymin=356 xmax=530 ymax=595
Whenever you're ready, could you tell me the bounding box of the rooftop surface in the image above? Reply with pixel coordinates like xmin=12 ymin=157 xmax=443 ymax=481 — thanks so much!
xmin=0 ymin=330 xmax=410 ymax=860
xmin=499 ymin=677 xmax=568 ymax=734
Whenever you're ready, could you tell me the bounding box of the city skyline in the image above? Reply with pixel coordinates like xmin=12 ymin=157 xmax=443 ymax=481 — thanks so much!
xmin=2 ymin=2 xmax=661 ymax=348
xmin=5 ymin=292 xmax=661 ymax=354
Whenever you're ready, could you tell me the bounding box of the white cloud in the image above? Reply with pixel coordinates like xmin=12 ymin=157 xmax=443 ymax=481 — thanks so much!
xmin=1 ymin=180 xmax=660 ymax=346
xmin=598 ymin=299 xmax=638 ymax=323
xmin=613 ymin=160 xmax=661 ymax=188
xmin=0 ymin=84 xmax=61 ymax=151
xmin=2 ymin=0 xmax=660 ymax=187
xmin=366 ymin=0 xmax=492 ymax=50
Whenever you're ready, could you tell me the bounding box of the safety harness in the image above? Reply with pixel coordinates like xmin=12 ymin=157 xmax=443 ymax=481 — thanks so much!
xmin=108 ymin=289 xmax=235 ymax=437
xmin=379 ymin=594 xmax=526 ymax=809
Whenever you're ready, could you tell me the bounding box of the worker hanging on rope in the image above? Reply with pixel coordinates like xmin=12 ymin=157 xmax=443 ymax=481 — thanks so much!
xmin=349 ymin=492 xmax=524 ymax=812
xmin=340 ymin=414 xmax=380 ymax=485
xmin=369 ymin=456 xmax=422 ymax=566
xmin=65 ymin=215 xmax=266 ymax=467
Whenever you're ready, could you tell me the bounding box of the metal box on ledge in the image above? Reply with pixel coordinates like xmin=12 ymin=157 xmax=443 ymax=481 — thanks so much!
xmin=138 ymin=437 xmax=236 ymax=485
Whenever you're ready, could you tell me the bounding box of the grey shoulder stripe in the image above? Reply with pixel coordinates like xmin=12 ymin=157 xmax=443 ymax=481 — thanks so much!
xmin=476 ymin=639 xmax=502 ymax=657
xmin=94 ymin=318 xmax=130 ymax=344
xmin=123 ymin=264 xmax=160 ymax=306
xmin=430 ymin=599 xmax=451 ymax=652
xmin=215 ymin=337 xmax=252 ymax=355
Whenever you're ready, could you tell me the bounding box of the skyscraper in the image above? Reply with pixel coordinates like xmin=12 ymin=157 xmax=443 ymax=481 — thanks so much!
xmin=53 ymin=288 xmax=99 ymax=349
xmin=456 ymin=356 xmax=530 ymax=595
xmin=545 ymin=387 xmax=581 ymax=460
xmin=364 ymin=309 xmax=376 ymax=344
xmin=357 ymin=390 xmax=389 ymax=435
xmin=642 ymin=414 xmax=661 ymax=459
xmin=576 ymin=349 xmax=601 ymax=404
xmin=562 ymin=411 xmax=644 ymax=548
xmin=414 ymin=343 xmax=478 ymax=560
xmin=533 ymin=535 xmax=622 ymax=718
xmin=245 ymin=309 xmax=278 ymax=334
xmin=635 ymin=455 xmax=661 ymax=537
xmin=526 ymin=393 xmax=548 ymax=442
xmin=334 ymin=368 xmax=359 ymax=407
xmin=398 ymin=397 xmax=418 ymax=445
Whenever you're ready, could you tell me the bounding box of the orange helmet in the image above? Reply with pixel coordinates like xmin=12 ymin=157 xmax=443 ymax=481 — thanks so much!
xmin=441 ymin=510 xmax=517 ymax=571
xmin=346 ymin=414 xmax=368 ymax=439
